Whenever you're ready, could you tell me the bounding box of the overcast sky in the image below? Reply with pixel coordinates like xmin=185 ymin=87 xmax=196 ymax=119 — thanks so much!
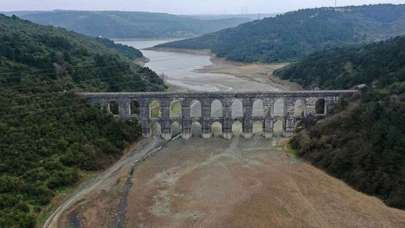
xmin=1 ymin=0 xmax=405 ymax=14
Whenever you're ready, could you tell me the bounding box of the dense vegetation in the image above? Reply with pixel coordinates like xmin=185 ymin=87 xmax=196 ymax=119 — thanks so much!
xmin=8 ymin=10 xmax=251 ymax=39
xmin=276 ymin=36 xmax=405 ymax=209
xmin=275 ymin=36 xmax=405 ymax=90
xmin=158 ymin=4 xmax=405 ymax=63
xmin=95 ymin=37 xmax=143 ymax=60
xmin=0 ymin=14 xmax=165 ymax=227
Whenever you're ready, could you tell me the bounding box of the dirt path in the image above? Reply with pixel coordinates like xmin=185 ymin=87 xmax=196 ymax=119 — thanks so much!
xmin=42 ymin=137 xmax=165 ymax=228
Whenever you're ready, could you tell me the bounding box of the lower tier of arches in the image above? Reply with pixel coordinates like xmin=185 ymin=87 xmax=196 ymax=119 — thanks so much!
xmin=144 ymin=117 xmax=300 ymax=140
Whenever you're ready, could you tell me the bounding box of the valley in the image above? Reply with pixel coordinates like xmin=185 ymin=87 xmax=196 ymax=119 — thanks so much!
xmin=44 ymin=42 xmax=405 ymax=227
xmin=1 ymin=3 xmax=405 ymax=228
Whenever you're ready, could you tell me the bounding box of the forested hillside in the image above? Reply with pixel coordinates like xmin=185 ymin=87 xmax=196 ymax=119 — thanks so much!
xmin=275 ymin=36 xmax=405 ymax=209
xmin=275 ymin=36 xmax=405 ymax=90
xmin=157 ymin=4 xmax=405 ymax=63
xmin=8 ymin=10 xmax=251 ymax=39
xmin=0 ymin=14 xmax=165 ymax=227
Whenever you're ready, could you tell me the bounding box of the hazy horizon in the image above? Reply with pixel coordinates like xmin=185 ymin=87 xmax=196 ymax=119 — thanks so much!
xmin=1 ymin=0 xmax=405 ymax=15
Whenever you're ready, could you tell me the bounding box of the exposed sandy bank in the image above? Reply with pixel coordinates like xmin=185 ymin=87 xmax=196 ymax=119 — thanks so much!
xmin=197 ymin=57 xmax=302 ymax=91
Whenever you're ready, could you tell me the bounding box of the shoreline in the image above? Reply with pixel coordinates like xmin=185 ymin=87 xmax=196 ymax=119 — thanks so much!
xmin=148 ymin=47 xmax=302 ymax=91
xmin=146 ymin=46 xmax=213 ymax=56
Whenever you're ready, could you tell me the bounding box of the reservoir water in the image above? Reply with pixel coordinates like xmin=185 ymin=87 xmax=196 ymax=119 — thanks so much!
xmin=116 ymin=39 xmax=279 ymax=92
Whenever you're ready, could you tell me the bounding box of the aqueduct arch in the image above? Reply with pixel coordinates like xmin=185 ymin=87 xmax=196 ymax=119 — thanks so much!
xmin=79 ymin=90 xmax=357 ymax=140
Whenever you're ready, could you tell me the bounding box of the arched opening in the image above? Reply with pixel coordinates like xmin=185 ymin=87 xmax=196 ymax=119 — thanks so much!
xmin=294 ymin=99 xmax=305 ymax=117
xmin=232 ymin=121 xmax=243 ymax=136
xmin=232 ymin=99 xmax=243 ymax=119
xmin=149 ymin=100 xmax=161 ymax=119
xmin=190 ymin=100 xmax=202 ymax=118
xmin=211 ymin=121 xmax=222 ymax=137
xmin=273 ymin=98 xmax=285 ymax=116
xmin=253 ymin=121 xmax=264 ymax=135
xmin=171 ymin=121 xmax=182 ymax=137
xmin=273 ymin=119 xmax=284 ymax=136
xmin=316 ymin=99 xmax=326 ymax=115
xmin=170 ymin=100 xmax=182 ymax=118
xmin=130 ymin=100 xmax=140 ymax=116
xmin=108 ymin=101 xmax=119 ymax=115
xmin=253 ymin=99 xmax=265 ymax=117
xmin=191 ymin=121 xmax=202 ymax=137
xmin=211 ymin=100 xmax=223 ymax=118
xmin=151 ymin=122 xmax=161 ymax=136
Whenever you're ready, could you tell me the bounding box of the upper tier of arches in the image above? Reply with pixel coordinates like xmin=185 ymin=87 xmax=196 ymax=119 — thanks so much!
xmin=104 ymin=97 xmax=328 ymax=119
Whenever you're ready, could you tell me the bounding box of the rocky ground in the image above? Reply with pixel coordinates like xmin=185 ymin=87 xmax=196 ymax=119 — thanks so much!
xmin=61 ymin=137 xmax=405 ymax=228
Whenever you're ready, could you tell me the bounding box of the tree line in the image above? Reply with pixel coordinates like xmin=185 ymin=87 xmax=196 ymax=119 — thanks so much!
xmin=276 ymin=35 xmax=405 ymax=209
xmin=0 ymin=14 xmax=165 ymax=227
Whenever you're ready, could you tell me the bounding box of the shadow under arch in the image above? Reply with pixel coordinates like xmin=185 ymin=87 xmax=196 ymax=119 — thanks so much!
xmin=130 ymin=100 xmax=140 ymax=117
xmin=316 ymin=98 xmax=326 ymax=115
xmin=191 ymin=121 xmax=202 ymax=137
xmin=108 ymin=101 xmax=119 ymax=115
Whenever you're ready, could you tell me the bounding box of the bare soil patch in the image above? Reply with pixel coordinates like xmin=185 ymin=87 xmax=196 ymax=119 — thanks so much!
xmin=121 ymin=137 xmax=405 ymax=228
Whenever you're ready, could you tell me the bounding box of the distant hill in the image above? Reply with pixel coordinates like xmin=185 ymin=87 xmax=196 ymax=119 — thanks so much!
xmin=0 ymin=14 xmax=164 ymax=227
xmin=5 ymin=10 xmax=251 ymax=39
xmin=157 ymin=4 xmax=405 ymax=63
xmin=187 ymin=13 xmax=276 ymax=21
xmin=276 ymin=35 xmax=405 ymax=209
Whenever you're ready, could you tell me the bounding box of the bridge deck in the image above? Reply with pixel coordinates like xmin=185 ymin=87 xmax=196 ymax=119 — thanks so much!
xmin=78 ymin=90 xmax=358 ymax=99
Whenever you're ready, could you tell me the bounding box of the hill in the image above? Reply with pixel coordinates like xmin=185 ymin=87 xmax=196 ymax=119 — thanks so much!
xmin=275 ymin=36 xmax=405 ymax=90
xmin=0 ymin=14 xmax=164 ymax=227
xmin=157 ymin=4 xmax=405 ymax=63
xmin=6 ymin=10 xmax=251 ymax=39
xmin=275 ymin=36 xmax=405 ymax=209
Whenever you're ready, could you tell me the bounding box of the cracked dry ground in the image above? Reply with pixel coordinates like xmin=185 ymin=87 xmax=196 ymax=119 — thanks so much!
xmin=69 ymin=137 xmax=405 ymax=228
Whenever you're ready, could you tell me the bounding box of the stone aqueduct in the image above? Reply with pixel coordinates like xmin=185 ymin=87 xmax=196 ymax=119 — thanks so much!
xmin=79 ymin=90 xmax=357 ymax=140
